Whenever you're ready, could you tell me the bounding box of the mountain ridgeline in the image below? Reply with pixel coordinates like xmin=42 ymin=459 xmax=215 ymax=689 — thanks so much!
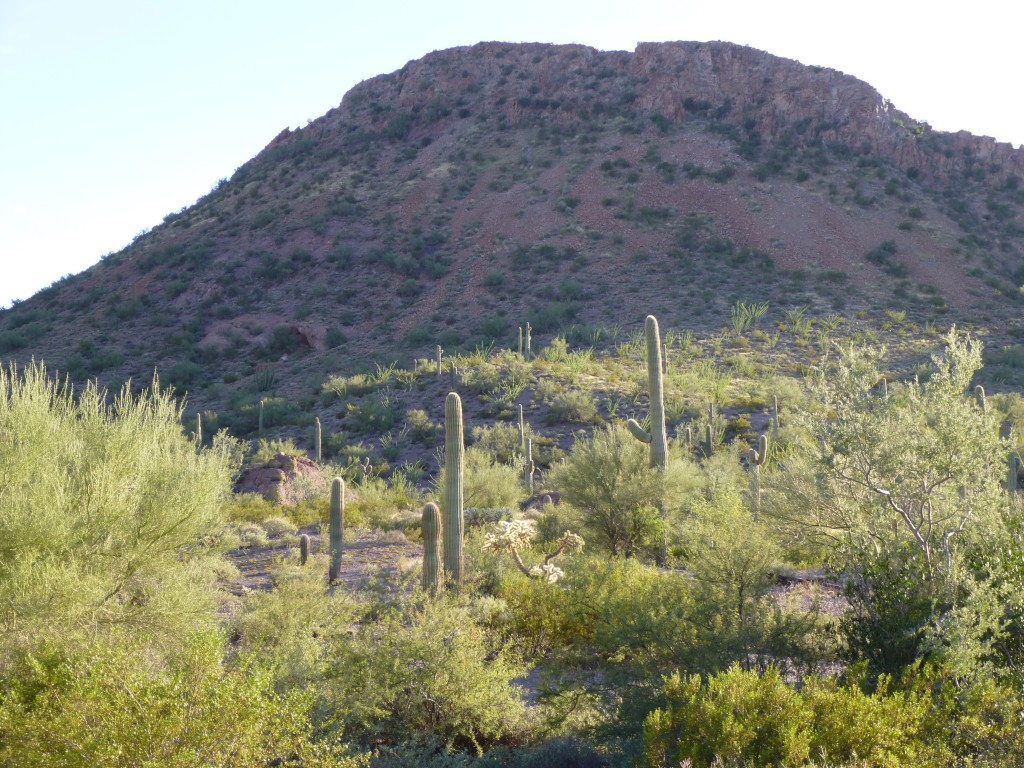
xmin=3 ymin=40 xmax=1024 ymax=416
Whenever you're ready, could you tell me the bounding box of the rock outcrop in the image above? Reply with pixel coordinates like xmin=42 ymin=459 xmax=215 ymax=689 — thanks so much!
xmin=234 ymin=453 xmax=327 ymax=505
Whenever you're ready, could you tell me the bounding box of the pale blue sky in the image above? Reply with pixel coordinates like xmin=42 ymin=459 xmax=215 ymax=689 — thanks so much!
xmin=2 ymin=0 xmax=1021 ymax=308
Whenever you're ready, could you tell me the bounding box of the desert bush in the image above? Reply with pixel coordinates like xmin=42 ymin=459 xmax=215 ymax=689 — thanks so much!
xmin=546 ymin=387 xmax=600 ymax=424
xmin=223 ymin=491 xmax=279 ymax=522
xmin=344 ymin=475 xmax=416 ymax=530
xmin=436 ymin=446 xmax=525 ymax=512
xmin=233 ymin=563 xmax=361 ymax=695
xmin=549 ymin=424 xmax=694 ymax=557
xmin=250 ymin=436 xmax=305 ymax=463
xmin=472 ymin=422 xmax=531 ymax=464
xmin=641 ymin=664 xmax=939 ymax=768
xmin=0 ymin=363 xmax=235 ymax=662
xmin=0 ymin=628 xmax=367 ymax=768
xmin=406 ymin=408 xmax=441 ymax=443
xmin=261 ymin=515 xmax=299 ymax=540
xmin=322 ymin=593 xmax=531 ymax=752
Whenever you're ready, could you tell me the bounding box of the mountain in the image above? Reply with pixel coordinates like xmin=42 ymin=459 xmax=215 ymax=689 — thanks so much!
xmin=2 ymin=40 xmax=1024 ymax=437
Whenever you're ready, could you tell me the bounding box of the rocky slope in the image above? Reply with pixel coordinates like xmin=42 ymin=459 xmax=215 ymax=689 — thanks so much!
xmin=2 ymin=41 xmax=1023 ymax=432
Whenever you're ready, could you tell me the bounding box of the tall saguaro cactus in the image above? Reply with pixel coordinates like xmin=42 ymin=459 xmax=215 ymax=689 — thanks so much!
xmin=626 ymin=315 xmax=668 ymax=470
xmin=315 ymin=416 xmax=322 ymax=463
xmin=626 ymin=315 xmax=669 ymax=563
xmin=421 ymin=501 xmax=443 ymax=594
xmin=443 ymin=392 xmax=465 ymax=585
xmin=329 ymin=477 xmax=345 ymax=583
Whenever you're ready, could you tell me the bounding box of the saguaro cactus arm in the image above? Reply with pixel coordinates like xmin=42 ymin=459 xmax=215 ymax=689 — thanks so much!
xmin=626 ymin=419 xmax=652 ymax=444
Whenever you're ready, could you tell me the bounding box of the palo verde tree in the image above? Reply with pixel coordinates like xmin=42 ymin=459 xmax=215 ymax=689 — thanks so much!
xmin=809 ymin=328 xmax=1006 ymax=577
xmin=774 ymin=329 xmax=1014 ymax=676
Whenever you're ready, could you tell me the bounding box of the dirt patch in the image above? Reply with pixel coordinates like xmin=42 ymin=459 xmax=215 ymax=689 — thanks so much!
xmin=221 ymin=526 xmax=423 ymax=595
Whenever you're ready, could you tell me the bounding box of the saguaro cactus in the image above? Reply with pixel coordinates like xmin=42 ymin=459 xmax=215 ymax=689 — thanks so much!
xmin=196 ymin=413 xmax=203 ymax=446
xmin=626 ymin=315 xmax=668 ymax=470
xmin=437 ymin=345 xmax=443 ymax=375
xmin=524 ymin=437 xmax=535 ymax=494
xmin=976 ymin=384 xmax=987 ymax=413
xmin=748 ymin=434 xmax=768 ymax=517
xmin=518 ymin=403 xmax=526 ymax=453
xmin=258 ymin=398 xmax=265 ymax=435
xmin=443 ymin=392 xmax=465 ymax=585
xmin=329 ymin=477 xmax=344 ymax=583
xmin=299 ymin=533 xmax=310 ymax=566
xmin=422 ymin=501 xmax=443 ymax=594
xmin=626 ymin=315 xmax=669 ymax=563
xmin=771 ymin=395 xmax=780 ymax=440
xmin=315 ymin=416 xmax=322 ymax=463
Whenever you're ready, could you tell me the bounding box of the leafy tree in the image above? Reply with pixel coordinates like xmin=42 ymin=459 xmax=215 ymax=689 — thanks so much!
xmin=770 ymin=330 xmax=1016 ymax=677
xmin=786 ymin=329 xmax=1006 ymax=577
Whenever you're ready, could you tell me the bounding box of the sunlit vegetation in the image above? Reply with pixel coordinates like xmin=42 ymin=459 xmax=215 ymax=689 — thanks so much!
xmin=4 ymin=316 xmax=1024 ymax=766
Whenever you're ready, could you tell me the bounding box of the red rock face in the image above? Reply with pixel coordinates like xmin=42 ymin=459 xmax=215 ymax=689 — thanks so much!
xmin=233 ymin=453 xmax=327 ymax=505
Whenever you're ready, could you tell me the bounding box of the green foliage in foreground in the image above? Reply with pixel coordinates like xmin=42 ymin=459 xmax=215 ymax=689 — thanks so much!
xmin=8 ymin=324 xmax=1024 ymax=765
xmin=0 ymin=628 xmax=365 ymax=768
xmin=0 ymin=362 xmax=237 ymax=661
xmin=642 ymin=664 xmax=937 ymax=768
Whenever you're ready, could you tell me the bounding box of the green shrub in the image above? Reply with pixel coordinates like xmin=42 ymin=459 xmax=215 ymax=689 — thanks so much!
xmin=546 ymin=387 xmax=600 ymax=424
xmin=0 ymin=362 xmax=235 ymax=658
xmin=471 ymin=422 xmax=530 ymax=465
xmin=223 ymin=492 xmax=279 ymax=522
xmin=641 ymin=664 xmax=939 ymax=768
xmin=251 ymin=436 xmax=305 ymax=463
xmin=0 ymin=628 xmax=366 ymax=768
xmin=436 ymin=446 xmax=525 ymax=512
xmin=550 ymin=424 xmax=691 ymax=557
xmin=323 ymin=594 xmax=530 ymax=751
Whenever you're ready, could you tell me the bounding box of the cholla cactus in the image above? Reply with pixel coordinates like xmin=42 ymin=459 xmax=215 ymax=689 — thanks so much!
xmin=483 ymin=519 xmax=584 ymax=584
xmin=530 ymin=563 xmax=565 ymax=584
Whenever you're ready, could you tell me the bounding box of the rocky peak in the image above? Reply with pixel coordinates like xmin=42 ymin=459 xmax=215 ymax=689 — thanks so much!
xmin=312 ymin=40 xmax=1021 ymax=184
